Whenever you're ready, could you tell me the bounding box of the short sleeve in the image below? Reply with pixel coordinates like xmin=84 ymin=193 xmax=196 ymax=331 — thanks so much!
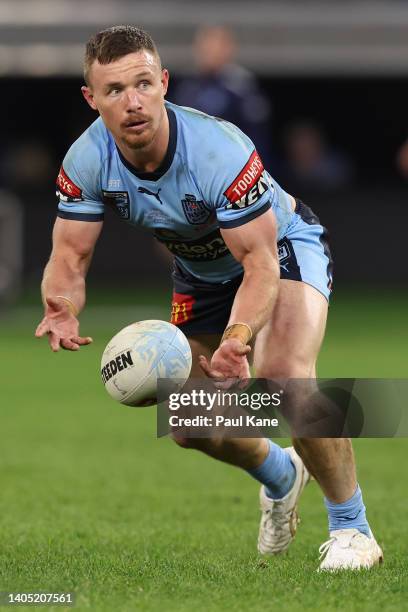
xmin=203 ymin=120 xmax=274 ymax=229
xmin=56 ymin=131 xmax=104 ymax=222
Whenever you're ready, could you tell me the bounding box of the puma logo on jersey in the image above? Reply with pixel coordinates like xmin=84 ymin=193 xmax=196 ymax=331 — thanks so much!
xmin=138 ymin=186 xmax=163 ymax=204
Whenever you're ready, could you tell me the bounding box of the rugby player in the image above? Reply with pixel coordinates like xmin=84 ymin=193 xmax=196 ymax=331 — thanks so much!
xmin=35 ymin=26 xmax=383 ymax=570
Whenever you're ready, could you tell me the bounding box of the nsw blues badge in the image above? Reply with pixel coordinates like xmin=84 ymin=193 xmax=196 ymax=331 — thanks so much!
xmin=181 ymin=194 xmax=211 ymax=225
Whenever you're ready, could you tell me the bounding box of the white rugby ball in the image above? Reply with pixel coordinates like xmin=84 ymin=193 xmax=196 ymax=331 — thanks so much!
xmin=101 ymin=320 xmax=192 ymax=407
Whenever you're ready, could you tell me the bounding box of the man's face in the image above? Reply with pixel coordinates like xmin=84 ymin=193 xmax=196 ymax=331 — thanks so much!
xmin=82 ymin=50 xmax=169 ymax=151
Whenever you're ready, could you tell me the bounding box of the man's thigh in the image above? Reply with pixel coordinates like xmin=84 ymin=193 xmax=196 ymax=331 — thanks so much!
xmin=253 ymin=279 xmax=328 ymax=378
xmin=187 ymin=334 xmax=221 ymax=377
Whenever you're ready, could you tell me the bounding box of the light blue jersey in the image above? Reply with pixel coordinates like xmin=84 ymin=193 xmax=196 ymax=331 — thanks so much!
xmin=57 ymin=101 xmax=295 ymax=283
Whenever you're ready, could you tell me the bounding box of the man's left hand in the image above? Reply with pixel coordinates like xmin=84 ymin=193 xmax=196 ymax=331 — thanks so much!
xmin=199 ymin=338 xmax=251 ymax=389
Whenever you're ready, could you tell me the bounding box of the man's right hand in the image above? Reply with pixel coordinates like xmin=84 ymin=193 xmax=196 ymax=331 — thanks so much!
xmin=35 ymin=296 xmax=93 ymax=352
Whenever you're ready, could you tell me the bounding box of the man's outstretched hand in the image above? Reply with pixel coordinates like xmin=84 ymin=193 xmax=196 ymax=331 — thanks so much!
xmin=35 ymin=296 xmax=92 ymax=352
xmin=199 ymin=338 xmax=251 ymax=389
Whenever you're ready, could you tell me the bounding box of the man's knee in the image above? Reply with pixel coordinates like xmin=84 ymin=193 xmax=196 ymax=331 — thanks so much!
xmin=171 ymin=434 xmax=195 ymax=449
xmin=256 ymin=359 xmax=320 ymax=434
xmin=171 ymin=434 xmax=211 ymax=450
xmin=256 ymin=357 xmax=315 ymax=380
xmin=171 ymin=434 xmax=227 ymax=457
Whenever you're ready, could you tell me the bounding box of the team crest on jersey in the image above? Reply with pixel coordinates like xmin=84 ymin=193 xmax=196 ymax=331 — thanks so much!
xmin=181 ymin=194 xmax=211 ymax=225
xmin=56 ymin=166 xmax=83 ymax=202
xmin=102 ymin=190 xmax=130 ymax=220
xmin=224 ymin=151 xmax=272 ymax=210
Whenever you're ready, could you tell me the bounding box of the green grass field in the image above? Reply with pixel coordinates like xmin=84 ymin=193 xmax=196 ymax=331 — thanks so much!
xmin=1 ymin=288 xmax=407 ymax=611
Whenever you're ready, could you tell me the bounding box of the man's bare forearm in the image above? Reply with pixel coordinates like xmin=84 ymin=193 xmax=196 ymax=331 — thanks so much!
xmin=41 ymin=254 xmax=90 ymax=314
xmin=227 ymin=261 xmax=280 ymax=338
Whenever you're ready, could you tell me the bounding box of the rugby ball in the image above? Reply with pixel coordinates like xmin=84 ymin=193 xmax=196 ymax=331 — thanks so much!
xmin=101 ymin=320 xmax=192 ymax=407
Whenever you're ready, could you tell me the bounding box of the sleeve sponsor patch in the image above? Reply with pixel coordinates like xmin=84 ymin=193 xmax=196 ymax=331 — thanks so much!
xmin=223 ymin=150 xmax=269 ymax=209
xmin=56 ymin=166 xmax=83 ymax=202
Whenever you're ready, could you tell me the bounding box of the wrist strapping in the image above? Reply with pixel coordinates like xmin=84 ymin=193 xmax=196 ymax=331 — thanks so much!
xmin=221 ymin=322 xmax=253 ymax=345
xmin=56 ymin=295 xmax=78 ymax=316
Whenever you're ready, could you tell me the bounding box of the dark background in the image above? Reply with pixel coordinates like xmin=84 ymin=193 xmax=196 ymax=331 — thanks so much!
xmin=2 ymin=75 xmax=407 ymax=288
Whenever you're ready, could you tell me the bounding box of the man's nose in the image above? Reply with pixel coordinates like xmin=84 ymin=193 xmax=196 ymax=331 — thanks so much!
xmin=125 ymin=89 xmax=142 ymax=110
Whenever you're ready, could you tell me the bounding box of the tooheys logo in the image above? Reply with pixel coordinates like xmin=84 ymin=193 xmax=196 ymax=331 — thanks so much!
xmin=224 ymin=150 xmax=270 ymax=209
xmin=101 ymin=350 xmax=134 ymax=384
xmin=56 ymin=166 xmax=83 ymax=202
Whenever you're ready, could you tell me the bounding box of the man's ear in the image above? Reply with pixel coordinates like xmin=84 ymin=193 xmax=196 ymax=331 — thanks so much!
xmin=81 ymin=86 xmax=98 ymax=111
xmin=161 ymin=69 xmax=169 ymax=96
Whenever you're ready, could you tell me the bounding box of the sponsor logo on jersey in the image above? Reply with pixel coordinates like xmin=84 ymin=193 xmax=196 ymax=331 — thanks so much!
xmin=224 ymin=151 xmax=270 ymax=209
xmin=171 ymin=292 xmax=196 ymax=324
xmin=56 ymin=166 xmax=83 ymax=202
xmin=278 ymin=243 xmax=290 ymax=262
xmin=154 ymin=228 xmax=230 ymax=262
xmin=102 ymin=190 xmax=130 ymax=220
xmin=145 ymin=210 xmax=171 ymax=224
xmin=154 ymin=228 xmax=183 ymax=240
xmin=108 ymin=178 xmax=121 ymax=188
xmin=138 ymin=186 xmax=163 ymax=205
xmin=181 ymin=194 xmax=212 ymax=225
xmin=226 ymin=174 xmax=269 ymax=210
xmin=276 ymin=238 xmax=301 ymax=278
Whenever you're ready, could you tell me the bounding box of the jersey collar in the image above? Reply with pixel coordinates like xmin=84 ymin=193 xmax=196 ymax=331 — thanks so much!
xmin=116 ymin=107 xmax=177 ymax=181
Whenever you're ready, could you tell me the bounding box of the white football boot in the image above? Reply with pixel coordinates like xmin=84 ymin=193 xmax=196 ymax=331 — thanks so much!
xmin=258 ymin=446 xmax=310 ymax=554
xmin=318 ymin=528 xmax=383 ymax=571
